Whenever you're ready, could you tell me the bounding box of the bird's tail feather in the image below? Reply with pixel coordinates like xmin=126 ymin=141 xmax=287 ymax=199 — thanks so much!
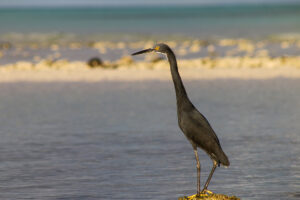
xmin=218 ymin=150 xmax=230 ymax=167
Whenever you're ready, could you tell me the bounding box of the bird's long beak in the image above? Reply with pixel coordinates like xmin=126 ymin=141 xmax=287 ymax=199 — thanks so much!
xmin=132 ymin=48 xmax=153 ymax=56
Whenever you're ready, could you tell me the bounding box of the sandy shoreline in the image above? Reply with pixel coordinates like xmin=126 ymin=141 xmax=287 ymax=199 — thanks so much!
xmin=0 ymin=56 xmax=300 ymax=82
xmin=1 ymin=68 xmax=299 ymax=82
xmin=1 ymin=36 xmax=299 ymax=82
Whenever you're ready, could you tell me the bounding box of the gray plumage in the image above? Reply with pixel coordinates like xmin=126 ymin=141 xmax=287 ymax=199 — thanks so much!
xmin=132 ymin=43 xmax=229 ymax=195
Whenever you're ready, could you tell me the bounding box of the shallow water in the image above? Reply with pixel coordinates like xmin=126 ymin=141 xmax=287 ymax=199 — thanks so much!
xmin=0 ymin=79 xmax=299 ymax=199
xmin=1 ymin=5 xmax=300 ymax=38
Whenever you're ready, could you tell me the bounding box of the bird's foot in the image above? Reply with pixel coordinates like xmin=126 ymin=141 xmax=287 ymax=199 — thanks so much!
xmin=200 ymin=189 xmax=213 ymax=195
xmin=192 ymin=193 xmax=208 ymax=199
xmin=185 ymin=190 xmax=213 ymax=199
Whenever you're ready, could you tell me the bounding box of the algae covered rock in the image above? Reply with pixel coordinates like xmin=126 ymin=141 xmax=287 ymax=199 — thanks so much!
xmin=87 ymin=57 xmax=103 ymax=68
xmin=178 ymin=192 xmax=240 ymax=200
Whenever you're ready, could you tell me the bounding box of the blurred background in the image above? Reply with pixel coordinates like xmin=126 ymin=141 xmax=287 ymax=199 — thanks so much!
xmin=0 ymin=1 xmax=299 ymax=200
xmin=0 ymin=0 xmax=300 ymax=64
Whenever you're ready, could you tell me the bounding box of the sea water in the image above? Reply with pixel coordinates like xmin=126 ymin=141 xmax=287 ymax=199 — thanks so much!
xmin=0 ymin=4 xmax=300 ymax=40
xmin=1 ymin=4 xmax=300 ymax=65
xmin=0 ymin=79 xmax=299 ymax=199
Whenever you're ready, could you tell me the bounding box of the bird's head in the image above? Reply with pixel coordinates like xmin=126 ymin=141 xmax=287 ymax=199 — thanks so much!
xmin=132 ymin=43 xmax=170 ymax=56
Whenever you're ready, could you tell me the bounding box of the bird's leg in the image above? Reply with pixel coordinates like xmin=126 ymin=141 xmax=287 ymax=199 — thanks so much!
xmin=193 ymin=148 xmax=201 ymax=196
xmin=201 ymin=160 xmax=217 ymax=193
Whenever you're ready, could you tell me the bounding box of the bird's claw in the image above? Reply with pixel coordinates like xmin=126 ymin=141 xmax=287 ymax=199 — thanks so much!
xmin=193 ymin=190 xmax=213 ymax=197
xmin=187 ymin=190 xmax=214 ymax=200
xmin=201 ymin=189 xmax=213 ymax=194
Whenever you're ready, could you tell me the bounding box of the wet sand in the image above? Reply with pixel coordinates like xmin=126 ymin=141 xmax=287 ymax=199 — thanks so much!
xmin=1 ymin=38 xmax=299 ymax=82
xmin=0 ymin=57 xmax=300 ymax=82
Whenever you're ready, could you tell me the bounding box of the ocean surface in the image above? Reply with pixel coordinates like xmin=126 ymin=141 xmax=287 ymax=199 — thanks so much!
xmin=0 ymin=79 xmax=299 ymax=199
xmin=0 ymin=4 xmax=300 ymax=65
xmin=1 ymin=4 xmax=300 ymax=41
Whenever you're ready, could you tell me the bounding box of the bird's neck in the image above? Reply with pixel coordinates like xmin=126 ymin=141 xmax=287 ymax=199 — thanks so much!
xmin=167 ymin=50 xmax=191 ymax=109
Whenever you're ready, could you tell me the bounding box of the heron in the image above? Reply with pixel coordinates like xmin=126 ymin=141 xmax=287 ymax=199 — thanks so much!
xmin=132 ymin=43 xmax=230 ymax=196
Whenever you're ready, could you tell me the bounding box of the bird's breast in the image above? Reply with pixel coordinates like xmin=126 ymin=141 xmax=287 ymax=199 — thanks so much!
xmin=178 ymin=113 xmax=192 ymax=135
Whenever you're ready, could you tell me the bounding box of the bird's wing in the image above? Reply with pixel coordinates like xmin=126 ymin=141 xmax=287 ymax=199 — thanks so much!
xmin=188 ymin=109 xmax=221 ymax=146
xmin=181 ymin=108 xmax=228 ymax=165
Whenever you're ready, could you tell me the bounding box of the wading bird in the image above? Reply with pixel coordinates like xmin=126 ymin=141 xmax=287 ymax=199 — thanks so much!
xmin=132 ymin=43 xmax=229 ymax=196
